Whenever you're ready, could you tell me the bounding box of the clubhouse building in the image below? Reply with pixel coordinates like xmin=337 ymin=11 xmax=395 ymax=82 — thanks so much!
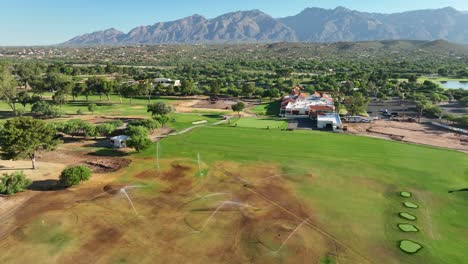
xmin=280 ymin=86 xmax=342 ymax=131
xmin=280 ymin=86 xmax=335 ymax=118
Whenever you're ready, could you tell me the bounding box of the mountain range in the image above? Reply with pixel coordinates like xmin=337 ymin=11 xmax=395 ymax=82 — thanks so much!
xmin=62 ymin=6 xmax=468 ymax=45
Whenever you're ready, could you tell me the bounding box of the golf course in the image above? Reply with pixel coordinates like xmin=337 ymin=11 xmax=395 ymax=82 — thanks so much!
xmin=1 ymin=124 xmax=466 ymax=264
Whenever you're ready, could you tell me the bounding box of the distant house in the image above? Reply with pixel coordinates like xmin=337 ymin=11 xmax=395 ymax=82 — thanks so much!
xmin=110 ymin=135 xmax=128 ymax=148
xmin=153 ymin=78 xmax=181 ymax=88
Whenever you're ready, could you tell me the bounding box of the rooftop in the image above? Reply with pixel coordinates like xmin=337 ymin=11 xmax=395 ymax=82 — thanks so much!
xmin=317 ymin=113 xmax=342 ymax=124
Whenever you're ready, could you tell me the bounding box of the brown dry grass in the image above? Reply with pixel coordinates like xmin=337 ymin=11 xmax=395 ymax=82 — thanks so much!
xmin=0 ymin=159 xmax=358 ymax=264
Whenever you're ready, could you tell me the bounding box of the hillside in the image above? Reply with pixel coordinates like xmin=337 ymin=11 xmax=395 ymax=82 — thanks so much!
xmin=62 ymin=7 xmax=468 ymax=46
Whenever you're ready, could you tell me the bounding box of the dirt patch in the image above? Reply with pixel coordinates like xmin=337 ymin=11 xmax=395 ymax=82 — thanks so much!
xmin=192 ymin=99 xmax=237 ymax=110
xmin=38 ymin=146 xmax=131 ymax=174
xmin=171 ymin=98 xmax=232 ymax=113
xmin=84 ymin=158 xmax=131 ymax=173
xmin=160 ymin=162 xmax=192 ymax=181
xmin=102 ymin=184 xmax=126 ymax=194
xmin=134 ymin=169 xmax=159 ymax=180
xmin=346 ymin=120 xmax=468 ymax=151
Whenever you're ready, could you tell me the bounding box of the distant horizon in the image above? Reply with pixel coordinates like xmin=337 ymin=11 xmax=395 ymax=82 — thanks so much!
xmin=1 ymin=0 xmax=468 ymax=46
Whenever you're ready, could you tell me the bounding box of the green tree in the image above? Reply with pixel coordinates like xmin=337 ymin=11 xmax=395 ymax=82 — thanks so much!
xmin=121 ymin=83 xmax=137 ymax=104
xmin=52 ymin=90 xmax=67 ymax=106
xmin=459 ymin=96 xmax=468 ymax=107
xmin=154 ymin=115 xmax=170 ymax=127
xmin=241 ymin=82 xmax=256 ymax=97
xmin=72 ymin=82 xmax=87 ymax=101
xmin=31 ymin=101 xmax=63 ymax=118
xmin=59 ymin=165 xmax=91 ymax=187
xmin=126 ymin=126 xmax=151 ymax=152
xmin=231 ymin=102 xmax=245 ymax=117
xmin=209 ymin=80 xmax=221 ymax=97
xmin=96 ymin=123 xmax=117 ymax=137
xmin=0 ymin=171 xmax=32 ymax=195
xmin=0 ymin=65 xmax=18 ymax=113
xmin=348 ymin=93 xmax=370 ymax=116
xmin=102 ymin=79 xmax=115 ymax=101
xmin=415 ymin=100 xmax=430 ymax=123
xmin=17 ymin=91 xmax=31 ymax=108
xmin=408 ymin=75 xmax=418 ymax=83
xmin=181 ymin=79 xmax=195 ymax=96
xmin=138 ymin=80 xmax=154 ymax=103
xmin=147 ymin=102 xmax=172 ymax=117
xmin=0 ymin=117 xmax=60 ymax=169
xmin=86 ymin=77 xmax=105 ymax=101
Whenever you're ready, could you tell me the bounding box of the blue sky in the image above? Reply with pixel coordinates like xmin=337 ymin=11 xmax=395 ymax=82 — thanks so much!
xmin=1 ymin=0 xmax=467 ymax=46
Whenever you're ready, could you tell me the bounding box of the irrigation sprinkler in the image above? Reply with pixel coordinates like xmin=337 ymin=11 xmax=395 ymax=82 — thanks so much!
xmin=120 ymin=185 xmax=147 ymax=216
xmin=120 ymin=188 xmax=138 ymax=215
xmin=197 ymin=152 xmax=203 ymax=176
xmin=193 ymin=200 xmax=257 ymax=233
xmin=156 ymin=141 xmax=160 ymax=171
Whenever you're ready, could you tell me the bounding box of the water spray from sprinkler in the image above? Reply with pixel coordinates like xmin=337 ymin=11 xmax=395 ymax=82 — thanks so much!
xmin=156 ymin=141 xmax=161 ymax=171
xmin=194 ymin=200 xmax=256 ymax=233
xmin=197 ymin=152 xmax=203 ymax=176
xmin=272 ymin=218 xmax=310 ymax=254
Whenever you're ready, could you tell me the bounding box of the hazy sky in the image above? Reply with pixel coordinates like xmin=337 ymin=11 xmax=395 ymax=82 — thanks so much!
xmin=1 ymin=0 xmax=467 ymax=46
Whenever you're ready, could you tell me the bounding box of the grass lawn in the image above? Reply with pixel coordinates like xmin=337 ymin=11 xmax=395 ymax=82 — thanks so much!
xmin=249 ymin=100 xmax=281 ymax=116
xmin=228 ymin=117 xmax=287 ymax=130
xmin=0 ymin=95 xmax=185 ymax=119
xmin=141 ymin=126 xmax=468 ymax=264
xmin=166 ymin=113 xmax=224 ymax=131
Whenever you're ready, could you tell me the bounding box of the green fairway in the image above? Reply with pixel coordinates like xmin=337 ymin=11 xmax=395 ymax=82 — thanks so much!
xmin=167 ymin=113 xmax=224 ymax=131
xmin=0 ymin=95 xmax=182 ymax=119
xmin=249 ymin=100 xmax=281 ymax=116
xmin=230 ymin=117 xmax=287 ymax=130
xmin=147 ymin=126 xmax=468 ymax=264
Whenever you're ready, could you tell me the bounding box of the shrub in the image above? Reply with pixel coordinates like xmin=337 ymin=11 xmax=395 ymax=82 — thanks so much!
xmin=460 ymin=96 xmax=468 ymax=107
xmin=31 ymin=101 xmax=63 ymax=118
xmin=76 ymin=109 xmax=84 ymax=115
xmin=96 ymin=123 xmax=117 ymax=137
xmin=88 ymin=103 xmax=97 ymax=113
xmin=59 ymin=165 xmax=91 ymax=187
xmin=423 ymin=104 xmax=442 ymax=118
xmin=0 ymin=171 xmax=32 ymax=195
xmin=128 ymin=119 xmax=159 ymax=130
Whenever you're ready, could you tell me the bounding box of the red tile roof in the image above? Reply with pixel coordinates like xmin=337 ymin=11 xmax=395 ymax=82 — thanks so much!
xmin=309 ymin=105 xmax=335 ymax=111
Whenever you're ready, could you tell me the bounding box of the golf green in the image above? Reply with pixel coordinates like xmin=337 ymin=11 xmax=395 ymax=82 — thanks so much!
xmin=400 ymin=191 xmax=412 ymax=198
xmin=399 ymin=212 xmax=417 ymax=221
xmin=398 ymin=223 xmax=419 ymax=232
xmin=399 ymin=240 xmax=423 ymax=254
xmin=403 ymin=202 xmax=419 ymax=209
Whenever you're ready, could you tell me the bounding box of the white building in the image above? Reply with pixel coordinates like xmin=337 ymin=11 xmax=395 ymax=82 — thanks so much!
xmin=110 ymin=135 xmax=129 ymax=148
xmin=317 ymin=113 xmax=342 ymax=131
xmin=280 ymin=86 xmax=335 ymax=118
xmin=153 ymin=78 xmax=181 ymax=88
